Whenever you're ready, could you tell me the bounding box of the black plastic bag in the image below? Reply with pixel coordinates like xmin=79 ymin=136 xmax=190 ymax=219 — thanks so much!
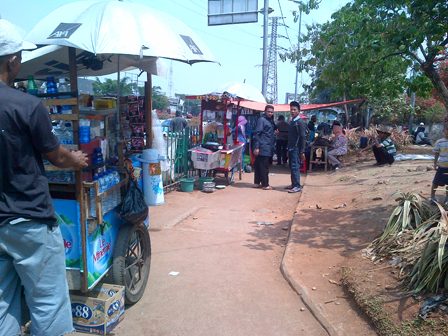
xmin=120 ymin=173 xmax=148 ymax=224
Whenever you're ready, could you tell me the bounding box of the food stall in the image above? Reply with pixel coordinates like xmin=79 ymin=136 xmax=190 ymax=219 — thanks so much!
xmin=186 ymin=94 xmax=245 ymax=185
xmin=18 ymin=47 xmax=151 ymax=306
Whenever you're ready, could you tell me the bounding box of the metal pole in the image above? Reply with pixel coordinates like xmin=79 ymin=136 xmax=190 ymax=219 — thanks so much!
xmin=294 ymin=8 xmax=302 ymax=101
xmin=261 ymin=0 xmax=269 ymax=98
xmin=408 ymin=63 xmax=417 ymax=132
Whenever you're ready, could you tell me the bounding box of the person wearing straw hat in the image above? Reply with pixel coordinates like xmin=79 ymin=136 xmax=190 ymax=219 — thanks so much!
xmin=357 ymin=126 xmax=396 ymax=166
xmin=0 ymin=19 xmax=87 ymax=336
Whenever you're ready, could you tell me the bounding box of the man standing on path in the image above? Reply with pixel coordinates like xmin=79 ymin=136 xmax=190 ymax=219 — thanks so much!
xmin=169 ymin=110 xmax=188 ymax=133
xmin=252 ymin=105 xmax=277 ymax=190
xmin=0 ymin=19 xmax=88 ymax=336
xmin=275 ymin=114 xmax=289 ymax=165
xmin=285 ymin=101 xmax=307 ymax=193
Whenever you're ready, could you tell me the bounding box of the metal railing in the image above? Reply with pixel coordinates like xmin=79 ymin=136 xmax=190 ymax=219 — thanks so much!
xmin=162 ymin=125 xmax=200 ymax=193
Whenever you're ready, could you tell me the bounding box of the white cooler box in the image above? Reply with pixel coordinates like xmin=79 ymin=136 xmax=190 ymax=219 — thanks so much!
xmin=190 ymin=147 xmax=221 ymax=170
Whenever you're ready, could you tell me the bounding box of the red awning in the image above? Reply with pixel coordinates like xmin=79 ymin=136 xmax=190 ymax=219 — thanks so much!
xmin=239 ymin=99 xmax=365 ymax=113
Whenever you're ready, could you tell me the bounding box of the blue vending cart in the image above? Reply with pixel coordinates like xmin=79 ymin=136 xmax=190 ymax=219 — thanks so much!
xmin=35 ymin=47 xmax=151 ymax=305
xmin=48 ymin=136 xmax=151 ymax=306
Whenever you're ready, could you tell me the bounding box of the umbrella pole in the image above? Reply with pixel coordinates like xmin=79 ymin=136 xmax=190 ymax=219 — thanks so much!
xmin=116 ymin=55 xmax=124 ymax=166
xmin=145 ymin=73 xmax=153 ymax=148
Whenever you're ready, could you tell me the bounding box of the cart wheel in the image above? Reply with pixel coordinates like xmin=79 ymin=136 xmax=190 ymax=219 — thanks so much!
xmin=111 ymin=222 xmax=151 ymax=305
xmin=226 ymin=168 xmax=235 ymax=185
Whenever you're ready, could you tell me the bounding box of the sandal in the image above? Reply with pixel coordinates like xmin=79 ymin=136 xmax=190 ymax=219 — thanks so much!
xmin=262 ymin=186 xmax=274 ymax=190
xmin=253 ymin=184 xmax=261 ymax=188
xmin=284 ymin=185 xmax=293 ymax=190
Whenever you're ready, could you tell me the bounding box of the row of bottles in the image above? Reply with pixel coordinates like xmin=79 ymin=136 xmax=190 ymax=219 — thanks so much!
xmin=90 ymin=168 xmax=121 ymax=217
xmin=43 ymin=160 xmax=76 ymax=182
xmin=53 ymin=121 xmax=74 ymax=145
xmin=20 ymin=76 xmax=72 ymax=114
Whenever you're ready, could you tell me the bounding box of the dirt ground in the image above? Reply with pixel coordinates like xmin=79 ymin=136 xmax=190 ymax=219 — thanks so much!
xmin=299 ymin=144 xmax=448 ymax=335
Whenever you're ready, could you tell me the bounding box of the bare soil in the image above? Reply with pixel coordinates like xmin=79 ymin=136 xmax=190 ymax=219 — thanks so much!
xmin=311 ymin=144 xmax=448 ymax=335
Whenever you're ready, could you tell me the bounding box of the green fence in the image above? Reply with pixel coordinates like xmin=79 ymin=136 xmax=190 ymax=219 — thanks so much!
xmin=162 ymin=126 xmax=200 ymax=193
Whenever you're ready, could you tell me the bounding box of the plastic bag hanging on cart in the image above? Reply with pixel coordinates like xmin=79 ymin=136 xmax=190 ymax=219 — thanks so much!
xmin=152 ymin=110 xmax=169 ymax=171
xmin=120 ymin=169 xmax=148 ymax=224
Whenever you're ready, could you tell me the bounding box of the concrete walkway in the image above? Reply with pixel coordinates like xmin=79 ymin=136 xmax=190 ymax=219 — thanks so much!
xmin=109 ymin=164 xmax=373 ymax=335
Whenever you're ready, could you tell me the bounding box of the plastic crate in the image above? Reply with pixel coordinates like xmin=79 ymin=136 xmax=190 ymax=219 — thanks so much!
xmin=190 ymin=149 xmax=221 ymax=170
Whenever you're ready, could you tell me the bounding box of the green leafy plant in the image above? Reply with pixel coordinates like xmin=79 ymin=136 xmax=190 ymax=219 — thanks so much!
xmin=370 ymin=192 xmax=431 ymax=257
xmin=407 ymin=202 xmax=448 ymax=293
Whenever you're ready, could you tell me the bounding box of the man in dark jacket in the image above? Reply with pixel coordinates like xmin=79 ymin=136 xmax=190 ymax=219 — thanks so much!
xmin=252 ymin=105 xmax=276 ymax=190
xmin=275 ymin=114 xmax=289 ymax=165
xmin=285 ymin=101 xmax=307 ymax=193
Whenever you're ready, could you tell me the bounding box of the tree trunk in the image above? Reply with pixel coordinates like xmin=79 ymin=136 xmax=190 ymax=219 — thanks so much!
xmin=421 ymin=61 xmax=448 ymax=111
xmin=343 ymin=93 xmax=349 ymax=127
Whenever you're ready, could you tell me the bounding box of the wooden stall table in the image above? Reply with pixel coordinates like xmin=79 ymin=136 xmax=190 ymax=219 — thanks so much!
xmin=308 ymin=145 xmax=329 ymax=172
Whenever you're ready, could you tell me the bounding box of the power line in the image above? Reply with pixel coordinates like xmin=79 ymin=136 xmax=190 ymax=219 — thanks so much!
xmin=277 ymin=0 xmax=294 ymax=50
xmin=187 ymin=0 xmax=207 ymax=10
xmin=192 ymin=26 xmax=260 ymax=50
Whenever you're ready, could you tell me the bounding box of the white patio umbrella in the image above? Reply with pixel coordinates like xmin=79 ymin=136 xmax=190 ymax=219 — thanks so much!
xmin=213 ymin=82 xmax=266 ymax=103
xmin=24 ymin=0 xmax=219 ymax=65
xmin=17 ymin=45 xmax=167 ymax=80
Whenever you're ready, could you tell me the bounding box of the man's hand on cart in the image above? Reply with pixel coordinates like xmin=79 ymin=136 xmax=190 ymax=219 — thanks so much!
xmin=72 ymin=150 xmax=89 ymax=169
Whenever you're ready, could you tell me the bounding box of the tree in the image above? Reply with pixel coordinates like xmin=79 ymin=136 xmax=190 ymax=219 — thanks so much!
xmin=92 ymin=77 xmax=137 ymax=95
xmin=283 ymin=0 xmax=448 ymax=114
xmin=151 ymin=86 xmax=169 ymax=110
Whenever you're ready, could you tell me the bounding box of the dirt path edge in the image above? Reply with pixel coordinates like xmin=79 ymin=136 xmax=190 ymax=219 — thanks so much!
xmin=280 ymin=195 xmax=339 ymax=336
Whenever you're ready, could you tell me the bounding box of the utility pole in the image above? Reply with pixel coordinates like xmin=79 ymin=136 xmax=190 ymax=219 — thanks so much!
xmin=290 ymin=0 xmax=302 ymax=101
xmin=261 ymin=0 xmax=269 ymax=98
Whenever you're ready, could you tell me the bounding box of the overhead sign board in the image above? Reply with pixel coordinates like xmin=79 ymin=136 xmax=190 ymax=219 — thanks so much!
xmin=208 ymin=0 xmax=258 ymax=26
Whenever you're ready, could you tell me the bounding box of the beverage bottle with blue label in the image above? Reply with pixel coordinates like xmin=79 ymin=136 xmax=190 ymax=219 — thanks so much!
xmin=104 ymin=171 xmax=111 ymax=212
xmin=79 ymin=118 xmax=91 ymax=144
xmin=106 ymin=170 xmax=115 ymax=209
xmin=98 ymin=172 xmax=106 ymax=214
xmin=112 ymin=167 xmax=121 ymax=206
xmin=46 ymin=77 xmax=58 ymax=113
xmin=26 ymin=75 xmax=38 ymax=95
xmin=58 ymin=78 xmax=72 ymax=114
xmin=62 ymin=122 xmax=73 ymax=145
xmin=92 ymin=147 xmax=104 ymax=165
xmin=90 ymin=175 xmax=99 ymax=217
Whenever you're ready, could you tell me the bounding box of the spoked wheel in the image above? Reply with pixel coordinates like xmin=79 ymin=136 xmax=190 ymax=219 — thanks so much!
xmin=111 ymin=222 xmax=151 ymax=305
xmin=226 ymin=168 xmax=235 ymax=185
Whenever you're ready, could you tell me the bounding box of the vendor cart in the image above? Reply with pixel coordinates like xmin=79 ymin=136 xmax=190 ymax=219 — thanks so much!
xmin=186 ymin=94 xmax=246 ymax=185
xmin=190 ymin=142 xmax=244 ymax=185
xmin=25 ymin=47 xmax=151 ymax=305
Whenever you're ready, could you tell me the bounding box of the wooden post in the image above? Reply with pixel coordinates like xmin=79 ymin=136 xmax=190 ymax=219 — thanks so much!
xmin=69 ymin=47 xmax=88 ymax=292
xmin=200 ymin=100 xmax=204 ymax=143
xmin=236 ymin=99 xmax=242 ymax=181
xmin=145 ymin=74 xmax=153 ymax=148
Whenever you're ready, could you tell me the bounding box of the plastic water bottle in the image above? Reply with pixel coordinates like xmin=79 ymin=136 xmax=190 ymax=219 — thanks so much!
xmin=112 ymin=167 xmax=121 ymax=206
xmin=79 ymin=118 xmax=91 ymax=144
xmin=58 ymin=78 xmax=72 ymax=114
xmin=98 ymin=172 xmax=106 ymax=214
xmin=106 ymin=170 xmax=115 ymax=208
xmin=90 ymin=175 xmax=99 ymax=218
xmin=103 ymin=171 xmax=111 ymax=212
xmin=46 ymin=77 xmax=58 ymax=113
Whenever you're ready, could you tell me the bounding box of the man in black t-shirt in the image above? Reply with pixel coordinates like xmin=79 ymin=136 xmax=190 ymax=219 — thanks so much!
xmin=0 ymin=20 xmax=88 ymax=336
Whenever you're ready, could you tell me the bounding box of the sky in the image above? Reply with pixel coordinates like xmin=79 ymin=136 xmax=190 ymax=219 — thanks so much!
xmin=0 ymin=0 xmax=350 ymax=103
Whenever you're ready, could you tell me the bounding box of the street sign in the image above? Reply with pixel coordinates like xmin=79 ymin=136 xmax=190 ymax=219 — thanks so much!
xmin=208 ymin=0 xmax=258 ymax=26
